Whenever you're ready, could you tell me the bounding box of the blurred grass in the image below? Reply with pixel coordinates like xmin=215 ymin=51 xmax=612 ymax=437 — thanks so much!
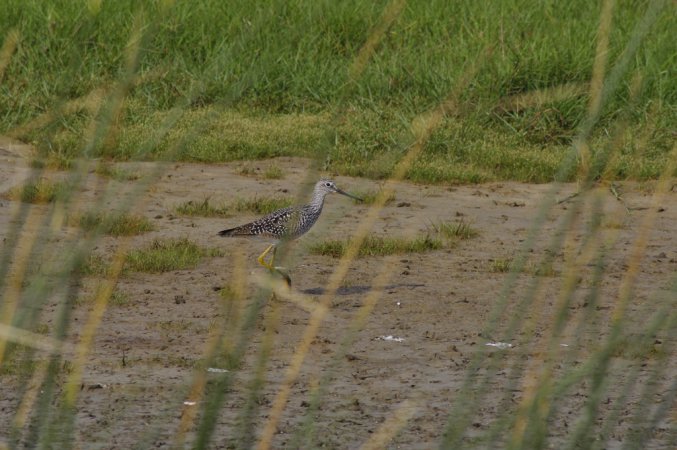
xmin=352 ymin=188 xmax=396 ymax=205
xmin=175 ymin=198 xmax=231 ymax=218
xmin=4 ymin=179 xmax=67 ymax=203
xmin=125 ymin=237 xmax=223 ymax=273
xmin=429 ymin=219 xmax=478 ymax=240
xmin=263 ymin=166 xmax=284 ymax=180
xmin=74 ymin=211 xmax=154 ymax=236
xmin=310 ymin=234 xmax=444 ymax=257
xmin=175 ymin=195 xmax=294 ymax=218
xmin=0 ymin=0 xmax=674 ymax=182
xmin=93 ymin=162 xmax=142 ymax=181
xmin=231 ymin=196 xmax=294 ymax=215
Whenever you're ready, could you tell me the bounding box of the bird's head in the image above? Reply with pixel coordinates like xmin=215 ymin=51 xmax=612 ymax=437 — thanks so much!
xmin=315 ymin=179 xmax=363 ymax=202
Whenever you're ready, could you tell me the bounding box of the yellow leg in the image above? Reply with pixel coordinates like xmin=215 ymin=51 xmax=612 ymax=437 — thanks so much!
xmin=257 ymin=244 xmax=291 ymax=286
xmin=257 ymin=244 xmax=276 ymax=270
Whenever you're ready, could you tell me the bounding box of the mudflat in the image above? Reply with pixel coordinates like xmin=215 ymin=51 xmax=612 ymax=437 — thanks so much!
xmin=1 ymin=143 xmax=675 ymax=448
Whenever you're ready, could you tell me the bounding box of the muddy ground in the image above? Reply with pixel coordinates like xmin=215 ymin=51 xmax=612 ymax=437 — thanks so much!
xmin=1 ymin=137 xmax=676 ymax=449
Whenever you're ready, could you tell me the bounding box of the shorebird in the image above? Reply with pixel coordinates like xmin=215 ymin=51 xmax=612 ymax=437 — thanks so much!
xmin=218 ymin=179 xmax=362 ymax=284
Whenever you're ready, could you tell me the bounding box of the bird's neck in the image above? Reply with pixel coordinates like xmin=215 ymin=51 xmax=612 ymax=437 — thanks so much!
xmin=309 ymin=190 xmax=327 ymax=210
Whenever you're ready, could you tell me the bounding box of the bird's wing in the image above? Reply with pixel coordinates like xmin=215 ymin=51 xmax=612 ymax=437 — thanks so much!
xmin=219 ymin=206 xmax=298 ymax=237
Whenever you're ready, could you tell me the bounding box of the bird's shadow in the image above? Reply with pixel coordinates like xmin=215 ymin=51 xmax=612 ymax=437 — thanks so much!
xmin=301 ymin=283 xmax=425 ymax=296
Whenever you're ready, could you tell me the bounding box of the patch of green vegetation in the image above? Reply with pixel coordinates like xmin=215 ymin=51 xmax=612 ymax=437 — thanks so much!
xmin=109 ymin=290 xmax=132 ymax=307
xmin=531 ymin=262 xmax=558 ymax=277
xmin=34 ymin=323 xmax=50 ymax=335
xmin=75 ymin=211 xmax=154 ymax=236
xmin=238 ymin=164 xmax=258 ymax=177
xmin=2 ymin=0 xmax=672 ymax=183
xmin=125 ymin=238 xmax=223 ymax=273
xmin=263 ymin=166 xmax=284 ymax=180
xmin=30 ymin=153 xmax=75 ymax=171
xmin=430 ymin=220 xmax=479 ymax=240
xmin=232 ymin=196 xmax=293 ymax=215
xmin=5 ymin=179 xmax=68 ymax=204
xmin=118 ymin=109 xmax=327 ymax=163
xmin=94 ymin=163 xmax=141 ymax=181
xmin=175 ymin=196 xmax=293 ymax=218
xmin=0 ymin=348 xmax=41 ymax=376
xmin=80 ymin=253 xmax=110 ymax=277
xmin=352 ymin=189 xmax=396 ymax=205
xmin=488 ymin=258 xmax=558 ymax=277
xmin=74 ymin=289 xmax=132 ymax=307
xmin=310 ymin=235 xmax=443 ymax=258
xmin=490 ymin=258 xmax=513 ymax=273
xmin=175 ymin=198 xmax=231 ymax=218
xmin=152 ymin=320 xmax=194 ymax=332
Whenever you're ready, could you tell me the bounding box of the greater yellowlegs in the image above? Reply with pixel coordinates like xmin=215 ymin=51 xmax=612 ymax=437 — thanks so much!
xmin=218 ymin=179 xmax=362 ymax=284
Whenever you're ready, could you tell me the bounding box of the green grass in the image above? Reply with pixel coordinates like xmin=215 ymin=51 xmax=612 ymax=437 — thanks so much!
xmin=30 ymin=153 xmax=76 ymax=171
xmin=490 ymin=258 xmax=513 ymax=273
xmin=0 ymin=0 xmax=673 ymax=182
xmin=80 ymin=253 xmax=110 ymax=277
xmin=310 ymin=219 xmax=479 ymax=258
xmin=125 ymin=238 xmax=223 ymax=273
xmin=75 ymin=211 xmax=154 ymax=236
xmin=94 ymin=163 xmax=142 ymax=181
xmin=5 ymin=179 xmax=68 ymax=203
xmin=310 ymin=234 xmax=443 ymax=258
xmin=352 ymin=189 xmax=396 ymax=205
xmin=175 ymin=196 xmax=293 ymax=218
xmin=488 ymin=257 xmax=558 ymax=277
xmin=109 ymin=290 xmax=132 ymax=307
xmin=263 ymin=166 xmax=284 ymax=180
xmin=175 ymin=198 xmax=231 ymax=218
xmin=34 ymin=323 xmax=50 ymax=335
xmin=0 ymin=348 xmax=41 ymax=376
xmin=429 ymin=220 xmax=479 ymax=240
xmin=75 ymin=289 xmax=131 ymax=307
xmin=231 ymin=196 xmax=294 ymax=215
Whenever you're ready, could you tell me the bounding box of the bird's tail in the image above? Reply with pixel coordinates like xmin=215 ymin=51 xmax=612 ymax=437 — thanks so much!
xmin=218 ymin=225 xmax=251 ymax=236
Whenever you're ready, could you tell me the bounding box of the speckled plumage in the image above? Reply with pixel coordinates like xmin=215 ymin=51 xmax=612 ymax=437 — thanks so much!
xmin=218 ymin=179 xmax=361 ymax=241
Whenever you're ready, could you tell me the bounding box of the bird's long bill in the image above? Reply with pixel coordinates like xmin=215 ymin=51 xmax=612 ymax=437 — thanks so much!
xmin=335 ymin=187 xmax=363 ymax=202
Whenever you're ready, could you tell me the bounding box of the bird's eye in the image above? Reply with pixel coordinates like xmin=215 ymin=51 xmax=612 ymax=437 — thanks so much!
xmin=325 ymin=182 xmax=331 ymax=187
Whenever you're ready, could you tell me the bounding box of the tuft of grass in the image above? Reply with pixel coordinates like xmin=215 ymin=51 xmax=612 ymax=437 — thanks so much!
xmin=310 ymin=234 xmax=443 ymax=258
xmin=29 ymin=154 xmax=75 ymax=171
xmin=175 ymin=196 xmax=293 ymax=218
xmin=152 ymin=320 xmax=194 ymax=332
xmin=125 ymin=238 xmax=223 ymax=273
xmin=238 ymin=165 xmax=258 ymax=176
xmin=0 ymin=349 xmax=41 ymax=376
xmin=74 ymin=289 xmax=131 ymax=307
xmin=488 ymin=258 xmax=558 ymax=277
xmin=175 ymin=198 xmax=231 ymax=218
xmin=5 ymin=179 xmax=67 ymax=203
xmin=530 ymin=262 xmax=558 ymax=277
xmin=352 ymin=189 xmax=396 ymax=205
xmin=490 ymin=258 xmax=513 ymax=273
xmin=79 ymin=254 xmax=110 ymax=277
xmin=75 ymin=211 xmax=154 ymax=236
xmin=232 ymin=196 xmax=293 ymax=215
xmin=34 ymin=324 xmax=50 ymax=335
xmin=263 ymin=166 xmax=284 ymax=180
xmin=109 ymin=290 xmax=132 ymax=307
xmin=94 ymin=163 xmax=141 ymax=181
xmin=430 ymin=220 xmax=479 ymax=240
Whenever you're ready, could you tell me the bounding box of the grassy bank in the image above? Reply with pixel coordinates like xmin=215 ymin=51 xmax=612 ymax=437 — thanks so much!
xmin=0 ymin=0 xmax=674 ymax=182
